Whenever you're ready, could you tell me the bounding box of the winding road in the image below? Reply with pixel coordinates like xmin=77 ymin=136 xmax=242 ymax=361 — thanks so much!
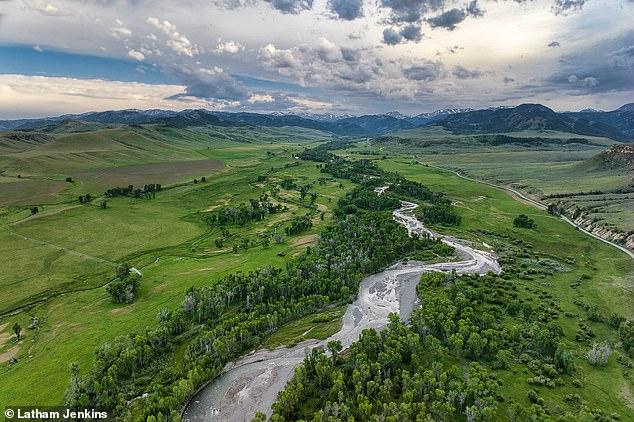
xmin=423 ymin=164 xmax=634 ymax=260
xmin=182 ymin=199 xmax=501 ymax=422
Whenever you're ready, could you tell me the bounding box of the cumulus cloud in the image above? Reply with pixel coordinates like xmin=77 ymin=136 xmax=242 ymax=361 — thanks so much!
xmin=382 ymin=27 xmax=403 ymax=45
xmin=552 ymin=0 xmax=586 ymax=15
xmin=265 ymin=0 xmax=313 ymax=14
xmin=169 ymin=66 xmax=249 ymax=101
xmin=147 ymin=17 xmax=200 ymax=57
xmin=452 ymin=65 xmax=481 ymax=79
xmin=466 ymin=0 xmax=485 ymax=17
xmin=111 ymin=18 xmax=132 ymax=39
xmin=23 ymin=1 xmax=72 ymax=16
xmin=568 ymin=74 xmax=599 ymax=87
xmin=427 ymin=8 xmax=466 ymax=30
xmin=317 ymin=38 xmax=343 ymax=62
xmin=215 ymin=39 xmax=245 ymax=54
xmin=327 ymin=0 xmax=363 ymax=20
xmin=260 ymin=44 xmax=301 ymax=68
xmin=127 ymin=49 xmax=145 ymax=61
xmin=402 ymin=60 xmax=444 ymax=81
xmin=400 ymin=24 xmax=423 ymax=42
xmin=341 ymin=47 xmax=361 ymax=62
xmin=380 ymin=0 xmax=445 ymax=25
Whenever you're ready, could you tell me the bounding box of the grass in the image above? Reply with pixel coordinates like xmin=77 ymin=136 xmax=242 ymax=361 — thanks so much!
xmin=1 ymin=125 xmax=632 ymax=415
xmin=261 ymin=305 xmax=346 ymax=350
xmin=379 ymin=157 xmax=634 ymax=416
xmin=0 ymin=131 xmax=356 ymax=406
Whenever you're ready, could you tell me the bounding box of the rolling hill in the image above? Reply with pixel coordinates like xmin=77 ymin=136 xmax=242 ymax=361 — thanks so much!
xmin=1 ymin=103 xmax=633 ymax=140
xmin=436 ymin=103 xmax=634 ymax=141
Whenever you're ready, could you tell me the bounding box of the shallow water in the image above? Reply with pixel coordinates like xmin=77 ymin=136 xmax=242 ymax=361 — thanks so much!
xmin=183 ymin=201 xmax=501 ymax=421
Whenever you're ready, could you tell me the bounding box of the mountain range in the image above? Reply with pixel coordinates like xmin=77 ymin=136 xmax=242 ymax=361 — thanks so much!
xmin=1 ymin=104 xmax=633 ymax=140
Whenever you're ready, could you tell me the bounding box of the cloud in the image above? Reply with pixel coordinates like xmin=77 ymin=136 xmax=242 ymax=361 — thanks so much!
xmin=382 ymin=28 xmax=403 ymax=45
xmin=542 ymin=32 xmax=634 ymax=95
xmin=215 ymin=39 xmax=245 ymax=54
xmin=568 ymin=74 xmax=599 ymax=87
xmin=169 ymin=66 xmax=249 ymax=101
xmin=380 ymin=0 xmax=445 ymax=25
xmin=552 ymin=0 xmax=586 ymax=15
xmin=127 ymin=49 xmax=145 ymax=61
xmin=607 ymin=45 xmax=634 ymax=69
xmin=402 ymin=60 xmax=444 ymax=81
xmin=317 ymin=37 xmax=343 ymax=62
xmin=23 ymin=1 xmax=72 ymax=16
xmin=147 ymin=17 xmax=199 ymax=57
xmin=427 ymin=8 xmax=466 ymax=30
xmin=111 ymin=18 xmax=132 ymax=39
xmin=452 ymin=65 xmax=481 ymax=79
xmin=548 ymin=41 xmax=561 ymax=48
xmin=212 ymin=0 xmax=257 ymax=8
xmin=0 ymin=74 xmax=212 ymax=119
xmin=466 ymin=0 xmax=485 ymax=17
xmin=327 ymin=0 xmax=363 ymax=20
xmin=341 ymin=47 xmax=361 ymax=62
xmin=265 ymin=0 xmax=313 ymax=14
xmin=259 ymin=44 xmax=301 ymax=68
xmin=400 ymin=24 xmax=423 ymax=42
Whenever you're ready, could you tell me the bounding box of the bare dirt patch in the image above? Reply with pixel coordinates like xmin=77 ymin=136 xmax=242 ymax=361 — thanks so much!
xmin=72 ymin=159 xmax=224 ymax=190
xmin=178 ymin=267 xmax=217 ymax=275
xmin=505 ymin=191 xmax=543 ymax=210
xmin=291 ymin=234 xmax=319 ymax=247
xmin=0 ymin=179 xmax=65 ymax=206
xmin=0 ymin=345 xmax=19 ymax=363
xmin=109 ymin=307 xmax=133 ymax=315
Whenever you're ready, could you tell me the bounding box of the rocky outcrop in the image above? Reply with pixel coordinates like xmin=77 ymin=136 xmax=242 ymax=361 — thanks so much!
xmin=549 ymin=201 xmax=634 ymax=253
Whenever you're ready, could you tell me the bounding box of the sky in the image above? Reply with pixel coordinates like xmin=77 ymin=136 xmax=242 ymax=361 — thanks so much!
xmin=0 ymin=0 xmax=632 ymax=118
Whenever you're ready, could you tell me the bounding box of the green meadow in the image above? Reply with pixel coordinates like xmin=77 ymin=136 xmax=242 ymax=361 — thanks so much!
xmin=0 ymin=125 xmax=632 ymax=416
xmin=380 ymin=158 xmax=634 ymax=415
xmin=0 ymin=126 xmax=351 ymax=405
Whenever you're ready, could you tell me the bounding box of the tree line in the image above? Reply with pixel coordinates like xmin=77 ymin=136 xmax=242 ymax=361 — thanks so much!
xmin=65 ymin=156 xmax=451 ymax=421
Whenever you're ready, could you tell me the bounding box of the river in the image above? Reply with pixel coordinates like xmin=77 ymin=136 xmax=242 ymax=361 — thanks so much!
xmin=182 ymin=200 xmax=501 ymax=421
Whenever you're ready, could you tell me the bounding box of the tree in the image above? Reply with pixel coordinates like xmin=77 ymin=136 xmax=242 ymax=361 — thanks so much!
xmin=587 ymin=342 xmax=611 ymax=366
xmin=327 ymin=340 xmax=343 ymax=366
xmin=12 ymin=322 xmax=22 ymax=341
xmin=513 ymin=214 xmax=537 ymax=229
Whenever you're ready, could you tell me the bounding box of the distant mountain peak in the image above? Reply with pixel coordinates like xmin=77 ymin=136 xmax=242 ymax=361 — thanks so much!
xmin=617 ymin=103 xmax=634 ymax=112
xmin=384 ymin=111 xmax=410 ymax=119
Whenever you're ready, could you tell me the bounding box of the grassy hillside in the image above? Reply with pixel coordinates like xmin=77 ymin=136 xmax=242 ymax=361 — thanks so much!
xmin=0 ymin=141 xmax=351 ymax=405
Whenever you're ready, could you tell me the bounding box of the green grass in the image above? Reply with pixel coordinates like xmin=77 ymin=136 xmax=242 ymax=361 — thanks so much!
xmin=379 ymin=158 xmax=634 ymax=415
xmin=1 ymin=125 xmax=632 ymax=414
xmin=0 ymin=139 xmax=354 ymax=406
xmin=261 ymin=305 xmax=346 ymax=350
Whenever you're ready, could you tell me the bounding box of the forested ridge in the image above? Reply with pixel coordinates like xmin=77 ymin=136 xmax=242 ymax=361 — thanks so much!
xmin=64 ymin=153 xmax=455 ymax=420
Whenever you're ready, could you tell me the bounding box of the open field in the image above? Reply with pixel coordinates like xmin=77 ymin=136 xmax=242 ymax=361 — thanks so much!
xmin=0 ymin=178 xmax=67 ymax=206
xmin=379 ymin=158 xmax=634 ymax=416
xmin=1 ymin=125 xmax=632 ymax=417
xmin=342 ymin=129 xmax=633 ymax=239
xmin=71 ymin=159 xmax=224 ymax=190
xmin=0 ymin=129 xmax=354 ymax=405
